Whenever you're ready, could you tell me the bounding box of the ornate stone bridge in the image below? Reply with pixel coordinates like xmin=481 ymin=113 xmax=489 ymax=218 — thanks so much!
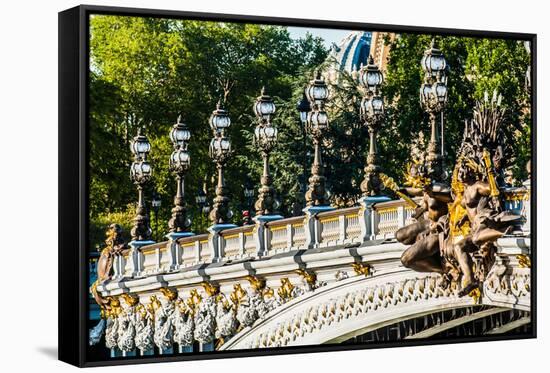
xmin=92 ymin=185 xmax=531 ymax=356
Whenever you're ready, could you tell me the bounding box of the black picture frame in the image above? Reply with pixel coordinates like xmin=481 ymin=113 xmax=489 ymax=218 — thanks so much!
xmin=59 ymin=4 xmax=537 ymax=367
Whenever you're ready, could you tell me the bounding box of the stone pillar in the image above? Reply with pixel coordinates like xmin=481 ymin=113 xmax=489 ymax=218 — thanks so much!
xmin=253 ymin=214 xmax=283 ymax=256
xmin=165 ymin=232 xmax=194 ymax=271
xmin=397 ymin=205 xmax=406 ymax=228
xmin=208 ymin=224 xmax=237 ymax=262
xmin=128 ymin=239 xmax=155 ymax=277
xmin=358 ymin=196 xmax=391 ymax=241
xmin=303 ymin=206 xmax=334 ymax=249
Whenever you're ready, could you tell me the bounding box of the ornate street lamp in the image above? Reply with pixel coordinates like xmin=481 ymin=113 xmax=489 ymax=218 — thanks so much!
xmin=420 ymin=40 xmax=448 ymax=181
xmin=167 ymin=115 xmax=192 ymax=237
xmin=130 ymin=128 xmax=153 ymax=242
xmin=304 ymin=71 xmax=330 ymax=207
xmin=296 ymin=92 xmax=311 ymax=206
xmin=297 ymin=92 xmax=311 ymax=125
xmin=196 ymin=187 xmax=207 ymax=212
xmin=253 ymin=87 xmax=280 ymax=216
xmin=151 ymin=191 xmax=161 ymax=241
xmin=244 ymin=179 xmax=255 ymax=209
xmin=359 ymin=55 xmax=385 ymax=196
xmin=208 ymin=101 xmax=233 ymax=225
xmin=243 ymin=180 xmax=255 ymax=225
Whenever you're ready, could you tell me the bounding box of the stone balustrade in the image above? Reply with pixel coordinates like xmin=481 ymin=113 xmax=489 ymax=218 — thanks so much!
xmin=108 ymin=184 xmax=531 ymax=281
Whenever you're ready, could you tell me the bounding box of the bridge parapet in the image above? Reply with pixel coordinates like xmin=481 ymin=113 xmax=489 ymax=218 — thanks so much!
xmin=108 ymin=185 xmax=530 ymax=281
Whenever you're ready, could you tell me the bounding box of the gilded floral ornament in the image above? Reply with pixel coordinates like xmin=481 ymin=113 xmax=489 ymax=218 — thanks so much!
xmin=517 ymin=254 xmax=531 ymax=268
xmin=351 ymin=262 xmax=370 ymax=276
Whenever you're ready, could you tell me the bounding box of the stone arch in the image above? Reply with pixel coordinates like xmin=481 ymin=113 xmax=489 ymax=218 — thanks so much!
xmin=222 ymin=269 xmax=529 ymax=350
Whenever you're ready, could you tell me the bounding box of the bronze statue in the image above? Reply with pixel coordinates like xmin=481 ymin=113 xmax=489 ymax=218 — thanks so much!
xmin=395 ymin=159 xmax=452 ymax=276
xmin=399 ymin=94 xmax=522 ymax=297
xmin=90 ymin=224 xmax=129 ymax=314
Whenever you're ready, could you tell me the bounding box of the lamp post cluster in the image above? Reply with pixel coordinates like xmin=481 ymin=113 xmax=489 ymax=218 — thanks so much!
xmin=125 ymin=40 xmax=449 ymax=241
xmin=420 ymin=39 xmax=448 ymax=181
xmin=208 ymin=101 xmax=234 ymax=225
xmin=304 ymin=71 xmax=330 ymax=207
xmin=253 ymin=87 xmax=279 ymax=216
xmin=129 ymin=128 xmax=153 ymax=242
xmin=359 ymin=55 xmax=385 ymax=197
xmin=167 ymin=115 xmax=192 ymax=237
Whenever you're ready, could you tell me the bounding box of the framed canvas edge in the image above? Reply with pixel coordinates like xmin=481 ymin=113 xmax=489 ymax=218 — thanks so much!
xmin=57 ymin=4 xmax=537 ymax=368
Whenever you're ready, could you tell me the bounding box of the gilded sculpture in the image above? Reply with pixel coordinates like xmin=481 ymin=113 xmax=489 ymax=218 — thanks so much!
xmin=397 ymin=94 xmax=523 ymax=297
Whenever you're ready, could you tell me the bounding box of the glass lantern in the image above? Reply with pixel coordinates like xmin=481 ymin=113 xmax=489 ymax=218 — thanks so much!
xmin=307 ymin=110 xmax=329 ymax=131
xmin=131 ymin=161 xmax=152 ymax=183
xmin=360 ymin=56 xmax=383 ymax=92
xmin=170 ymin=149 xmax=190 ymax=172
xmin=209 ymin=102 xmax=231 ymax=132
xmin=254 ymin=125 xmax=278 ymax=148
xmin=296 ymin=93 xmax=311 ymax=124
xmin=253 ymin=88 xmax=276 ymax=121
xmin=170 ymin=116 xmax=191 ymax=148
xmin=433 ymin=81 xmax=448 ymax=104
xmin=131 ymin=131 xmax=151 ymax=159
xmin=421 ymin=42 xmax=447 ymax=76
xmin=420 ymin=83 xmax=432 ymax=105
xmin=305 ymin=71 xmax=329 ymax=106
xmin=196 ymin=188 xmax=207 ymax=206
xmin=209 ymin=136 xmax=231 ymax=158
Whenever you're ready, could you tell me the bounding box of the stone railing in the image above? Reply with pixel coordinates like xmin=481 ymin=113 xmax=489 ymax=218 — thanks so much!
xmin=110 ymin=184 xmax=531 ymax=281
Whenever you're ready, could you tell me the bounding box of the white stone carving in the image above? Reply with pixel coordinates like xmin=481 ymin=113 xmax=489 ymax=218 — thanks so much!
xmin=215 ymin=299 xmax=238 ymax=339
xmin=104 ymin=317 xmax=119 ymax=350
xmin=117 ymin=307 xmax=136 ymax=352
xmin=134 ymin=307 xmax=154 ymax=353
xmin=172 ymin=302 xmax=195 ymax=347
xmin=153 ymin=301 xmax=175 ymax=351
xmin=194 ymin=296 xmax=216 ymax=344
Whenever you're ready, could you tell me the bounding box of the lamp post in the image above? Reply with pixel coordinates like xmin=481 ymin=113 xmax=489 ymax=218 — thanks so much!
xmin=208 ymin=101 xmax=234 ymax=226
xmin=296 ymin=92 xmax=311 ymax=207
xmin=359 ymin=55 xmax=385 ymax=196
xmin=167 ymin=115 xmax=192 ymax=238
xmin=195 ymin=186 xmax=209 ymax=232
xmin=253 ymin=87 xmax=280 ymax=217
xmin=130 ymin=128 xmax=153 ymax=243
xmin=242 ymin=180 xmax=255 ymax=225
xmin=244 ymin=179 xmax=255 ymax=209
xmin=304 ymin=71 xmax=330 ymax=207
xmin=151 ymin=191 xmax=161 ymax=241
xmin=196 ymin=187 xmax=207 ymax=212
xmin=420 ymin=40 xmax=448 ymax=181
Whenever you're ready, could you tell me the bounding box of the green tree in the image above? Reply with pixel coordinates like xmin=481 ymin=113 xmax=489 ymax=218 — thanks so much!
xmin=89 ymin=15 xmax=327 ymax=247
xmin=379 ymin=34 xmax=530 ymax=188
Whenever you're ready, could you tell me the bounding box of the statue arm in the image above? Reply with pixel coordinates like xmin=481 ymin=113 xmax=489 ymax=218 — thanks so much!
xmin=476 ymin=181 xmax=492 ymax=196
xmin=400 ymin=187 xmax=423 ymax=197
xmin=425 ymin=183 xmax=453 ymax=203
xmin=430 ymin=191 xmax=453 ymax=203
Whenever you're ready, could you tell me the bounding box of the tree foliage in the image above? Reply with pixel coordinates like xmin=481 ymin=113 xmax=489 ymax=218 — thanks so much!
xmin=379 ymin=34 xmax=531 ymax=186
